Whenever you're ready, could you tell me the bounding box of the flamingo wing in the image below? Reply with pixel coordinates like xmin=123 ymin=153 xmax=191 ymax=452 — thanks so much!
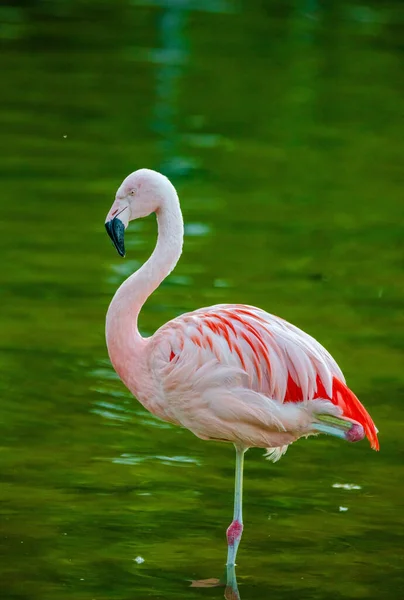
xmin=148 ymin=304 xmax=379 ymax=450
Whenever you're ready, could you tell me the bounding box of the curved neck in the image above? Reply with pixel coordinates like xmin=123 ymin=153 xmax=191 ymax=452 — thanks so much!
xmin=106 ymin=185 xmax=184 ymax=383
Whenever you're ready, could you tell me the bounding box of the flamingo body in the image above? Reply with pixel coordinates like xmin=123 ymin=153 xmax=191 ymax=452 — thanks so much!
xmin=105 ymin=168 xmax=379 ymax=566
xmin=145 ymin=303 xmax=378 ymax=456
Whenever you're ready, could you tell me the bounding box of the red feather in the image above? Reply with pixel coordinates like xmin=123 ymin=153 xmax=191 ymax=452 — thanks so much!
xmin=285 ymin=374 xmax=379 ymax=450
xmin=330 ymin=378 xmax=379 ymax=451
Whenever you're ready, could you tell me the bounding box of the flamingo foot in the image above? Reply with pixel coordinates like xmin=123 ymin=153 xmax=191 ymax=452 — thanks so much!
xmin=314 ymin=414 xmax=365 ymax=443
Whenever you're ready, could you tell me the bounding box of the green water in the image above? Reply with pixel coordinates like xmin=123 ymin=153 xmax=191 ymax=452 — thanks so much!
xmin=1 ymin=2 xmax=403 ymax=599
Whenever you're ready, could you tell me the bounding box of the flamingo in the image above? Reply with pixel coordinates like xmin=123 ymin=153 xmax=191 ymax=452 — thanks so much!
xmin=105 ymin=168 xmax=379 ymax=568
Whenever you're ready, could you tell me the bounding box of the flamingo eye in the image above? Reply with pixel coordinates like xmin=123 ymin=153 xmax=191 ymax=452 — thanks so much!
xmin=129 ymin=189 xmax=136 ymax=196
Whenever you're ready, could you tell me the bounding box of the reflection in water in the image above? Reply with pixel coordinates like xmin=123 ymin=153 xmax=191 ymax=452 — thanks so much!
xmin=191 ymin=565 xmax=240 ymax=600
xmin=225 ymin=565 xmax=240 ymax=600
xmin=152 ymin=2 xmax=192 ymax=175
xmin=152 ymin=0 xmax=237 ymax=175
xmin=112 ymin=453 xmax=200 ymax=466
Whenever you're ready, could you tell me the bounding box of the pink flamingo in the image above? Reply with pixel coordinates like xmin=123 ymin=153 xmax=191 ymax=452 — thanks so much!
xmin=105 ymin=168 xmax=379 ymax=567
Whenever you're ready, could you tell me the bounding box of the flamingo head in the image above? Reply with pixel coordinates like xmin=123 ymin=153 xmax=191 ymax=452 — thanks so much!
xmin=105 ymin=168 xmax=170 ymax=257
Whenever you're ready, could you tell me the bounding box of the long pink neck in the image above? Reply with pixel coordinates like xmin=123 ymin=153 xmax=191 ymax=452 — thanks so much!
xmin=106 ymin=184 xmax=184 ymax=388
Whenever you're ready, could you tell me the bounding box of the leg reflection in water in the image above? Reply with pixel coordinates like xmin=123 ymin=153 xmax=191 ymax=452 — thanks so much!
xmin=224 ymin=564 xmax=240 ymax=600
xmin=191 ymin=564 xmax=240 ymax=600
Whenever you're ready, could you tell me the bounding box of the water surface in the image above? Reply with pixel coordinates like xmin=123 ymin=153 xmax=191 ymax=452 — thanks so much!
xmin=1 ymin=2 xmax=403 ymax=599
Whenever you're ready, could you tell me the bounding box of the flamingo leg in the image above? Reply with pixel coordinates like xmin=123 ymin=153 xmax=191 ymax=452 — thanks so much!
xmin=225 ymin=564 xmax=240 ymax=599
xmin=226 ymin=445 xmax=246 ymax=567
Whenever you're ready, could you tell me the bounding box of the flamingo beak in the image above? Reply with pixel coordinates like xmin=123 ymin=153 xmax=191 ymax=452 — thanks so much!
xmin=105 ymin=217 xmax=125 ymax=257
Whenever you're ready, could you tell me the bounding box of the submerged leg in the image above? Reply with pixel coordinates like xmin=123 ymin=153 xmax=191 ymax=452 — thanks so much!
xmin=225 ymin=564 xmax=240 ymax=600
xmin=226 ymin=445 xmax=246 ymax=567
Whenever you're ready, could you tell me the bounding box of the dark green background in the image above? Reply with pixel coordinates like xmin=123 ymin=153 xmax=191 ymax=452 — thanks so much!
xmin=1 ymin=1 xmax=403 ymax=599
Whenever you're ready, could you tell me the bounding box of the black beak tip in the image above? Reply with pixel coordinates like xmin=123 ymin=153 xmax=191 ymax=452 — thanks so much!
xmin=105 ymin=218 xmax=126 ymax=257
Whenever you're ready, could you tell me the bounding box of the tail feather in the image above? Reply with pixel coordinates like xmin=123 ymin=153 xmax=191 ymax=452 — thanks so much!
xmin=329 ymin=378 xmax=379 ymax=451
